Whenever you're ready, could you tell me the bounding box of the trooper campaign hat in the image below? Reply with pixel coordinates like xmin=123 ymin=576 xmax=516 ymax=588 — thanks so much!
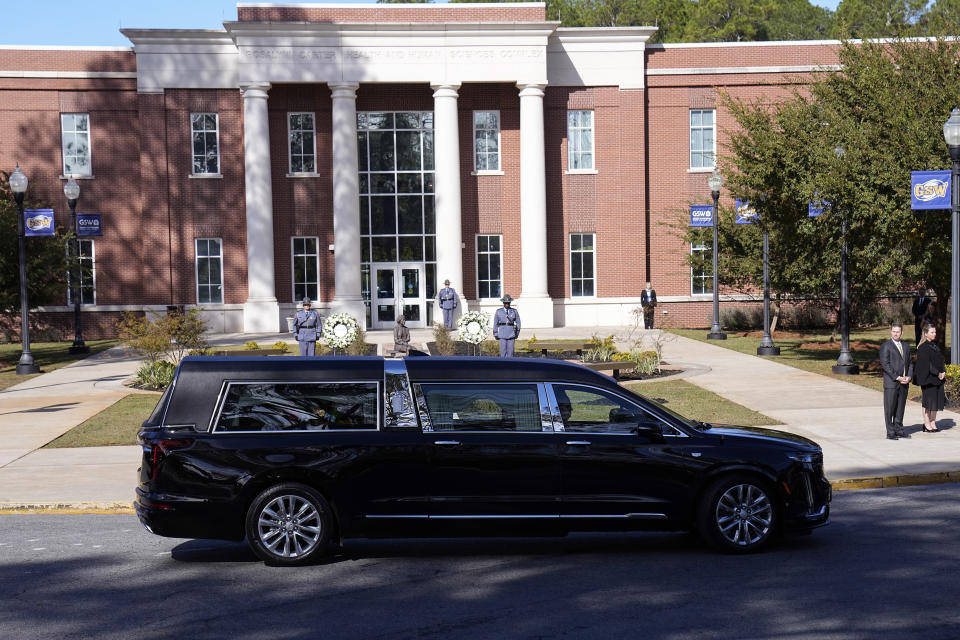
xmin=301 ymin=297 xmax=312 ymax=306
xmin=500 ymin=294 xmax=513 ymax=304
xmin=444 ymin=279 xmax=451 ymax=285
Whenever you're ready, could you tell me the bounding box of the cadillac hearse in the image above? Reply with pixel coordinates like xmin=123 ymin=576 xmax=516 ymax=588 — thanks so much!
xmin=135 ymin=356 xmax=830 ymax=565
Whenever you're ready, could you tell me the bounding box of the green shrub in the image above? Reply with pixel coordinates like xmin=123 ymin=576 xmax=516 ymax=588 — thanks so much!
xmin=188 ymin=347 xmax=215 ymax=356
xmin=481 ymin=340 xmax=499 ymax=356
xmin=610 ymin=352 xmax=632 ymax=362
xmin=630 ymin=350 xmax=659 ymax=376
xmin=719 ymin=307 xmax=763 ymax=331
xmin=433 ymin=323 xmax=456 ymax=355
xmin=945 ymin=364 xmax=960 ymax=402
xmin=524 ymin=333 xmax=539 ymax=352
xmin=272 ymin=341 xmax=291 ymax=354
xmin=243 ymin=341 xmax=261 ymax=351
xmin=584 ymin=333 xmax=617 ymax=362
xmin=117 ymin=308 xmax=208 ymax=366
xmin=135 ymin=360 xmax=176 ymax=389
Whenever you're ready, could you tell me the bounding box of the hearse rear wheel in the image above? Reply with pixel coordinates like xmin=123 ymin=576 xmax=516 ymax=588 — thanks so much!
xmin=698 ymin=475 xmax=776 ymax=554
xmin=245 ymin=483 xmax=332 ymax=566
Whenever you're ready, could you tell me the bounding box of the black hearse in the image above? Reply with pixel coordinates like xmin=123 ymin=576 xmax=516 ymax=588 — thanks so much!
xmin=136 ymin=356 xmax=830 ymax=565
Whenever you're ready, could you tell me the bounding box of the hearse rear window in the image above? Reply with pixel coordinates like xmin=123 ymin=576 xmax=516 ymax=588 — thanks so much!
xmin=214 ymin=382 xmax=378 ymax=432
xmin=419 ymin=383 xmax=541 ymax=432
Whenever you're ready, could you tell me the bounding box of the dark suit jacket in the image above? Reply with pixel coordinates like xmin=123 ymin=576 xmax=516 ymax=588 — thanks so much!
xmin=912 ymin=296 xmax=931 ymax=319
xmin=915 ymin=341 xmax=945 ymax=387
xmin=641 ymin=289 xmax=657 ymax=309
xmin=879 ymin=339 xmax=913 ymax=389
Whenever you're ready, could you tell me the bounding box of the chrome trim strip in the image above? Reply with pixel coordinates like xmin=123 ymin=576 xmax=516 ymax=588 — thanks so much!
xmin=413 ymin=383 xmax=434 ymax=432
xmin=536 ymin=383 xmax=555 ymax=432
xmin=429 ymin=515 xmax=559 ymax=520
xmin=544 ymin=382 xmax=564 ymax=432
xmin=365 ymin=515 xmax=429 ymax=520
xmin=363 ymin=513 xmax=669 ymax=520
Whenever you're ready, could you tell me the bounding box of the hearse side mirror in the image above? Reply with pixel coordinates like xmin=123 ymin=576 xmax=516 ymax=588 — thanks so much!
xmin=634 ymin=421 xmax=664 ymax=442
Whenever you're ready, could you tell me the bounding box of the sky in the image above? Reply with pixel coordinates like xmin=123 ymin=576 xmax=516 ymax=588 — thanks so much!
xmin=5 ymin=0 xmax=842 ymax=47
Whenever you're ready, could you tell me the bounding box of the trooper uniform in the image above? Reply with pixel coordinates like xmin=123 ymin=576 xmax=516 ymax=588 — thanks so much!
xmin=294 ymin=298 xmax=322 ymax=356
xmin=438 ymin=279 xmax=458 ymax=329
xmin=493 ymin=294 xmax=521 ymax=357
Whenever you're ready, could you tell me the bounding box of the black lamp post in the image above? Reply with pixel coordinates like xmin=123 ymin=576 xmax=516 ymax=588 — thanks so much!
xmin=64 ymin=177 xmax=88 ymax=354
xmin=943 ymin=107 xmax=960 ymax=365
xmin=757 ymin=229 xmax=780 ymax=355
xmin=707 ymin=171 xmax=726 ymax=340
xmin=831 ymin=146 xmax=858 ymax=375
xmin=10 ymin=166 xmax=39 ymax=375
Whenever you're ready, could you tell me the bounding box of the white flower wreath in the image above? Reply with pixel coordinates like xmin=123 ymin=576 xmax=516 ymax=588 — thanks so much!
xmin=321 ymin=313 xmax=360 ymax=350
xmin=456 ymin=310 xmax=490 ymax=345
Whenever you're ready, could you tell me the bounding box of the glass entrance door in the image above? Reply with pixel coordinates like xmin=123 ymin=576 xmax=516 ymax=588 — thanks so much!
xmin=372 ymin=263 xmax=426 ymax=330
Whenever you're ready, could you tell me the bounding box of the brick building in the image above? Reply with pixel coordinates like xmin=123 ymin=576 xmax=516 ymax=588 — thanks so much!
xmin=0 ymin=2 xmax=842 ymax=336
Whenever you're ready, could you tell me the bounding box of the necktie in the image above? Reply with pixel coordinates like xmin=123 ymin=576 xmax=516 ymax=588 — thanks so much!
xmin=895 ymin=341 xmax=904 ymax=376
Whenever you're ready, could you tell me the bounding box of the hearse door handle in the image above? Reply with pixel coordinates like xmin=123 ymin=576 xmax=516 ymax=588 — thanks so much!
xmin=434 ymin=440 xmax=461 ymax=446
xmin=565 ymin=440 xmax=592 ymax=446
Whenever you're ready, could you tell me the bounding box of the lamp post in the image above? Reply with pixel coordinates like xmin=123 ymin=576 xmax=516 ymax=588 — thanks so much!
xmin=831 ymin=146 xmax=858 ymax=375
xmin=64 ymin=177 xmax=88 ymax=354
xmin=707 ymin=171 xmax=726 ymax=340
xmin=943 ymin=107 xmax=960 ymax=365
xmin=757 ymin=228 xmax=780 ymax=355
xmin=10 ymin=166 xmax=39 ymax=374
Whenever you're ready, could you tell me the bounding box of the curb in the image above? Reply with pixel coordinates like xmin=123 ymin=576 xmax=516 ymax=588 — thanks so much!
xmin=3 ymin=471 xmax=960 ymax=514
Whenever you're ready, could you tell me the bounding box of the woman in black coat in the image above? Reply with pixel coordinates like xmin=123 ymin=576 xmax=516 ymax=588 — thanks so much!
xmin=914 ymin=323 xmax=946 ymax=432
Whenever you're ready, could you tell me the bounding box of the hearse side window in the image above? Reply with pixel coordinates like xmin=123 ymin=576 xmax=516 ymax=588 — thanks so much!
xmin=215 ymin=382 xmax=378 ymax=432
xmin=419 ymin=384 xmax=542 ymax=432
xmin=552 ymin=384 xmax=678 ymax=435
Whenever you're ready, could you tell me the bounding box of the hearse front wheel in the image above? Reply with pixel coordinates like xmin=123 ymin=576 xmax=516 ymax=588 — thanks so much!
xmin=698 ymin=476 xmax=776 ymax=553
xmin=245 ymin=483 xmax=332 ymax=566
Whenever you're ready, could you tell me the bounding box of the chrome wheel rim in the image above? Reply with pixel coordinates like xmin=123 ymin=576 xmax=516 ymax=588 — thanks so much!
xmin=257 ymin=494 xmax=322 ymax=558
xmin=715 ymin=483 xmax=772 ymax=547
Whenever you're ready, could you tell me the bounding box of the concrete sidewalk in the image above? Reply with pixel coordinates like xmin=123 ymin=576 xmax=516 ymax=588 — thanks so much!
xmin=1 ymin=327 xmax=958 ymax=512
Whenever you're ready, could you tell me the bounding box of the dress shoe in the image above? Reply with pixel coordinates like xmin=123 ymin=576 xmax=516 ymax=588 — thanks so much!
xmin=896 ymin=432 xmax=910 ymax=439
xmin=886 ymin=434 xmax=898 ymax=440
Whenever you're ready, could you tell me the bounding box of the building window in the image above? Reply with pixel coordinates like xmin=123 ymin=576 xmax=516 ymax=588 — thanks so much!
xmin=196 ymin=238 xmax=223 ymax=304
xmin=67 ymin=239 xmax=95 ymax=305
xmin=570 ymin=233 xmax=595 ymax=297
xmin=567 ymin=110 xmax=594 ymax=170
xmin=476 ymin=235 xmax=502 ymax=300
xmin=60 ymin=113 xmax=91 ymax=177
xmin=691 ymin=238 xmax=712 ymax=295
xmin=288 ymin=112 xmax=316 ymax=173
xmin=191 ymin=113 xmax=220 ymax=175
xmin=292 ymin=236 xmax=319 ymax=302
xmin=473 ymin=111 xmax=500 ymax=171
xmin=690 ymin=109 xmax=716 ymax=169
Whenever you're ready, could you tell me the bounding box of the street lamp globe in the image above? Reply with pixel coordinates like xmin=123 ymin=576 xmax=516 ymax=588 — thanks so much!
xmin=63 ymin=176 xmax=80 ymax=201
xmin=10 ymin=165 xmax=28 ymax=194
xmin=708 ymin=171 xmax=722 ymax=193
xmin=943 ymin=107 xmax=960 ymax=146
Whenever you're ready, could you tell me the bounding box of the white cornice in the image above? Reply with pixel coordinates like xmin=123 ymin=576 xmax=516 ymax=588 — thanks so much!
xmin=647 ymin=64 xmax=841 ymax=76
xmin=0 ymin=70 xmax=137 ymax=79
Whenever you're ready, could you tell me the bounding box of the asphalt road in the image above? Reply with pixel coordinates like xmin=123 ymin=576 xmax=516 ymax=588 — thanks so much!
xmin=1 ymin=485 xmax=959 ymax=640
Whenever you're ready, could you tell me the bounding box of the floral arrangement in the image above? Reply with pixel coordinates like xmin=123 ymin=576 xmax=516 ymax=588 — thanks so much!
xmin=321 ymin=313 xmax=360 ymax=350
xmin=457 ymin=310 xmax=490 ymax=345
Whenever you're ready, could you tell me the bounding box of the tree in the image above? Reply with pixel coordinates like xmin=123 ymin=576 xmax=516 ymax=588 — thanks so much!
xmin=0 ymin=172 xmax=71 ymax=329
xmin=682 ymin=0 xmax=770 ymax=42
xmin=831 ymin=0 xmax=926 ymax=38
xmin=917 ymin=0 xmax=960 ymax=36
xmin=710 ymin=36 xmax=960 ymax=349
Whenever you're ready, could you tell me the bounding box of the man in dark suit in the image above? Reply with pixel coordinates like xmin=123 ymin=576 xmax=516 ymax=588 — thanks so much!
xmin=879 ymin=322 xmax=914 ymax=440
xmin=640 ymin=282 xmax=657 ymax=329
xmin=912 ymin=288 xmax=930 ymax=346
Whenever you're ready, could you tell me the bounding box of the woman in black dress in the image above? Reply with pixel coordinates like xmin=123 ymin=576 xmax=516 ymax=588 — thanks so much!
xmin=914 ymin=323 xmax=946 ymax=432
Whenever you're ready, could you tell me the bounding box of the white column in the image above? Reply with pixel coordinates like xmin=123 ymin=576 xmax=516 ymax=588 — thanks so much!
xmin=517 ymin=82 xmax=554 ymax=327
xmin=432 ymin=83 xmax=463 ymax=323
xmin=240 ymin=82 xmax=281 ymax=332
xmin=329 ymin=82 xmax=366 ymax=325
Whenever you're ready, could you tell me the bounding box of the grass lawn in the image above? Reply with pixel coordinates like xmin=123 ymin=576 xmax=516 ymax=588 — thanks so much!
xmin=624 ymin=379 xmax=780 ymax=427
xmin=670 ymin=326 xmax=949 ymax=399
xmin=0 ymin=339 xmax=119 ymax=392
xmin=44 ymin=393 xmax=162 ymax=448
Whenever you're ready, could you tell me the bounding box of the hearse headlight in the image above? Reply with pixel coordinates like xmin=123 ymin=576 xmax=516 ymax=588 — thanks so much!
xmin=786 ymin=452 xmax=816 ymax=463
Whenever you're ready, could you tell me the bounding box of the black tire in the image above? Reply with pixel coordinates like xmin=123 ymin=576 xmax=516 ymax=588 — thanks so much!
xmin=698 ymin=475 xmax=776 ymax=553
xmin=245 ymin=483 xmax=332 ymax=566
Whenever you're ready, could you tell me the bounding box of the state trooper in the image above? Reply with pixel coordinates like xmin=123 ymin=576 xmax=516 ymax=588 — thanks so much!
xmin=293 ymin=297 xmax=322 ymax=356
xmin=437 ymin=279 xmax=458 ymax=329
xmin=493 ymin=294 xmax=521 ymax=357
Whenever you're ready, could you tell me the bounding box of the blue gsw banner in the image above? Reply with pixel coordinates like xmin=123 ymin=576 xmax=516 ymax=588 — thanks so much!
xmin=735 ymin=199 xmax=758 ymax=224
xmin=808 ymin=201 xmax=830 ymax=217
xmin=77 ymin=213 xmax=102 ymax=236
xmin=911 ymin=170 xmax=951 ymax=210
xmin=24 ymin=209 xmax=55 ymax=236
xmin=690 ymin=204 xmax=713 ymax=227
